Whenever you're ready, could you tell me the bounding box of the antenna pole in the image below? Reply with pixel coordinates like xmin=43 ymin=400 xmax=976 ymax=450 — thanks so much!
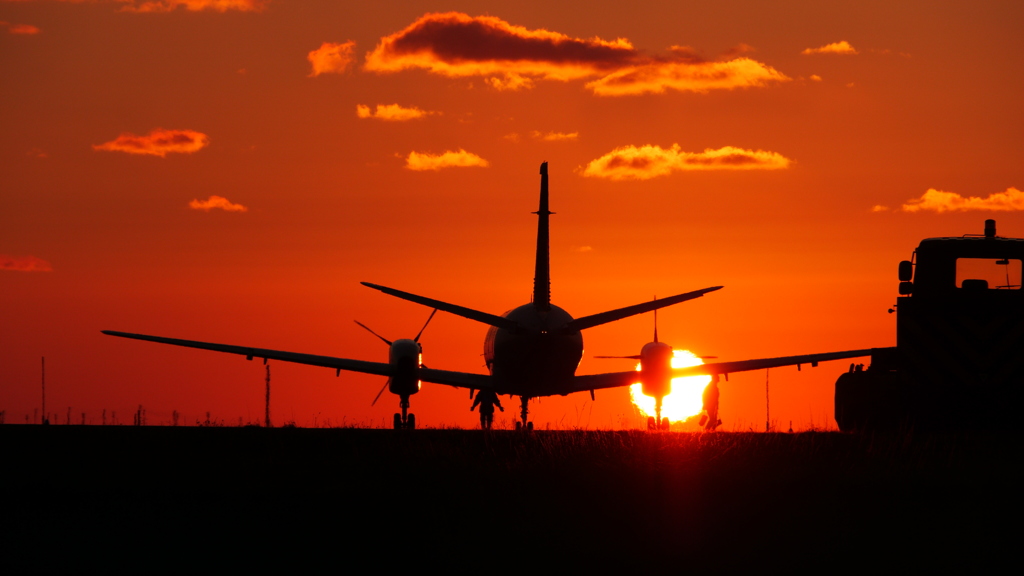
xmin=41 ymin=356 xmax=47 ymax=425
xmin=264 ymin=363 xmax=272 ymax=428
xmin=765 ymin=368 xmax=770 ymax=432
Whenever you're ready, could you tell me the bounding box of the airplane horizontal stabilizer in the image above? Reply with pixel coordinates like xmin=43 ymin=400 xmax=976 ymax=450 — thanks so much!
xmin=101 ymin=330 xmax=393 ymax=376
xmin=361 ymin=282 xmax=521 ymax=331
xmin=674 ymin=347 xmax=891 ymax=378
xmin=560 ymin=286 xmax=723 ymax=332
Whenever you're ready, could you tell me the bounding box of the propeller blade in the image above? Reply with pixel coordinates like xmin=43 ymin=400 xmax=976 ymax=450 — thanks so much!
xmin=354 ymin=320 xmax=392 ymax=346
xmin=371 ymin=380 xmax=390 ymax=406
xmin=594 ymin=355 xmax=642 ymax=359
xmin=414 ymin=308 xmax=438 ymax=343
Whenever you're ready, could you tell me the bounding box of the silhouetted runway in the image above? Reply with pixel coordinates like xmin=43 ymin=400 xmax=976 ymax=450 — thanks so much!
xmin=2 ymin=426 xmax=1016 ymax=570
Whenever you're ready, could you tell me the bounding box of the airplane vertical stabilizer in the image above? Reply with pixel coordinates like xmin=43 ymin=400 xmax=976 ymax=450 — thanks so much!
xmin=532 ymin=162 xmax=551 ymax=311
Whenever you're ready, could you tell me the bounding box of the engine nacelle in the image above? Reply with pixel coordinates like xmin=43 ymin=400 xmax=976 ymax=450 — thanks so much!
xmin=640 ymin=341 xmax=673 ymax=398
xmin=388 ymin=338 xmax=422 ymax=396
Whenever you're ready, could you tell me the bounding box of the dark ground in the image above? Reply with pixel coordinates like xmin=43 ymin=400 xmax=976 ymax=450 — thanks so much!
xmin=2 ymin=425 xmax=1018 ymax=571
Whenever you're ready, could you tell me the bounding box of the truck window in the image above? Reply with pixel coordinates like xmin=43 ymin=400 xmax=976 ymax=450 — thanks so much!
xmin=955 ymin=258 xmax=1022 ymax=290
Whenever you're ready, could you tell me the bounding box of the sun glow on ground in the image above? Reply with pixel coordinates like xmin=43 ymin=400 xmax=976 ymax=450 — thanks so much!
xmin=630 ymin=350 xmax=712 ymax=422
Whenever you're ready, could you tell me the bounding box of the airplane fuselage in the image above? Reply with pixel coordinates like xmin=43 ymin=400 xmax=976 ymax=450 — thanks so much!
xmin=484 ymin=303 xmax=584 ymax=396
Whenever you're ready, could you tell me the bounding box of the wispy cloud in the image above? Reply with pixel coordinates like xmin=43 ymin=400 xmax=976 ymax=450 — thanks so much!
xmin=356 ymin=103 xmax=437 ymax=121
xmin=118 ymin=0 xmax=266 ymax=12
xmin=1 ymin=21 xmax=41 ymax=34
xmin=93 ymin=128 xmax=209 ymax=157
xmin=532 ymin=130 xmax=578 ymax=141
xmin=308 ymin=41 xmax=356 ymax=77
xmin=585 ymin=57 xmax=788 ymax=96
xmin=583 ymin=144 xmax=791 ymax=180
xmin=801 ymin=41 xmax=858 ymax=55
xmin=189 ymin=195 xmax=248 ymax=212
xmin=365 ymin=12 xmax=787 ymax=96
xmin=899 ymin=188 xmax=1024 ymax=212
xmin=405 ymin=149 xmax=489 ymax=171
xmin=1 ymin=255 xmax=53 ymax=272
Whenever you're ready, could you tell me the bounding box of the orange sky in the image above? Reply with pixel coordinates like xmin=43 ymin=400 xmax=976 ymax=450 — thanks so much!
xmin=2 ymin=0 xmax=1022 ymax=429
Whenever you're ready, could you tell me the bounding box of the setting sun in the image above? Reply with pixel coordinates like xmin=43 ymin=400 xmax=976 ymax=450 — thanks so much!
xmin=630 ymin=350 xmax=712 ymax=424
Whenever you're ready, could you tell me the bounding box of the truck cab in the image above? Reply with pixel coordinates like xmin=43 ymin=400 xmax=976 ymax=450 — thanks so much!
xmin=836 ymin=219 xmax=1024 ymax=431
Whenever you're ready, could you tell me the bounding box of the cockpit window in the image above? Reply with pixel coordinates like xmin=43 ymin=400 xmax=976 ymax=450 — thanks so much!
xmin=955 ymin=258 xmax=1022 ymax=290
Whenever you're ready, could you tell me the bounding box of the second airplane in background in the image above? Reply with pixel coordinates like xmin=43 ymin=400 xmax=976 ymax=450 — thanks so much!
xmin=105 ymin=163 xmax=876 ymax=429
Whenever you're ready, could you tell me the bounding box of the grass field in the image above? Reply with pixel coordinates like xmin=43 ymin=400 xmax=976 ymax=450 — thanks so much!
xmin=2 ymin=425 xmax=1016 ymax=571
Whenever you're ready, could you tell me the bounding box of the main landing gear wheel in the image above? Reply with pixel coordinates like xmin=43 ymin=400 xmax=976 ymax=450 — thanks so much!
xmin=392 ymin=395 xmax=415 ymax=429
xmin=661 ymin=417 xmax=670 ymax=431
xmin=647 ymin=416 xmax=656 ymax=431
xmin=393 ymin=412 xmax=416 ymax=429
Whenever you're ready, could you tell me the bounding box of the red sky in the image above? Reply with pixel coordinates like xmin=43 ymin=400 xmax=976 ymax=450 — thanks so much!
xmin=2 ymin=0 xmax=1022 ymax=429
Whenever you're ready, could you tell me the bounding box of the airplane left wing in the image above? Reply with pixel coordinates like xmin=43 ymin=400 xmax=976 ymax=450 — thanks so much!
xmin=102 ymin=330 xmax=394 ymax=375
xmin=101 ymin=330 xmax=497 ymax=390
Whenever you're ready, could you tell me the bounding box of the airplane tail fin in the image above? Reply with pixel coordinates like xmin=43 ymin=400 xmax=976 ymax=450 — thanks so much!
xmin=533 ymin=162 xmax=551 ymax=311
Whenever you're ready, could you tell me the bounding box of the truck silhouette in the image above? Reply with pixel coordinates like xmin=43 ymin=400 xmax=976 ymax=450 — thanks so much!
xmin=835 ymin=219 xmax=1023 ymax=431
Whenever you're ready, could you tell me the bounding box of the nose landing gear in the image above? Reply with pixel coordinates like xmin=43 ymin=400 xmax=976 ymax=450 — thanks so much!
xmin=646 ymin=396 xmax=671 ymax=430
xmin=513 ymin=396 xmax=534 ymax=431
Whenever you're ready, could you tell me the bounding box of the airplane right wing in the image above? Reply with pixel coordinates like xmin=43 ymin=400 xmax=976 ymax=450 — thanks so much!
xmin=672 ymin=347 xmax=891 ymax=379
xmin=564 ymin=347 xmax=887 ymax=395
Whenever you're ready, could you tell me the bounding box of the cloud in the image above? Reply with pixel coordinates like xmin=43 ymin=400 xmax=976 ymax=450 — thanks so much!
xmin=871 ymin=205 xmax=889 ymax=212
xmin=118 ymin=0 xmax=266 ymax=12
xmin=1 ymin=255 xmax=52 ymax=272
xmin=809 ymin=74 xmax=822 ymax=82
xmin=532 ymin=130 xmax=578 ymax=141
xmin=365 ymin=12 xmax=634 ymax=80
xmin=583 ymin=144 xmax=791 ymax=180
xmin=365 ymin=12 xmax=787 ymax=96
xmin=899 ymin=188 xmax=1024 ymax=212
xmin=801 ymin=41 xmax=858 ymax=55
xmin=93 ymin=128 xmax=209 ymax=157
xmin=308 ymin=41 xmax=356 ymax=76
xmin=18 ymin=0 xmax=265 ymax=12
xmin=585 ymin=57 xmax=788 ymax=96
xmin=405 ymin=149 xmax=489 ymax=171
xmin=356 ymin=103 xmax=437 ymax=121
xmin=1 ymin=21 xmax=41 ymax=34
xmin=189 ymin=195 xmax=248 ymax=212
xmin=574 ymin=246 xmax=593 ymax=252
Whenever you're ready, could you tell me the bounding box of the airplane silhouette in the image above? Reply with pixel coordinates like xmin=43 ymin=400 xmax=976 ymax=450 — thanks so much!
xmin=104 ymin=163 xmax=876 ymax=430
